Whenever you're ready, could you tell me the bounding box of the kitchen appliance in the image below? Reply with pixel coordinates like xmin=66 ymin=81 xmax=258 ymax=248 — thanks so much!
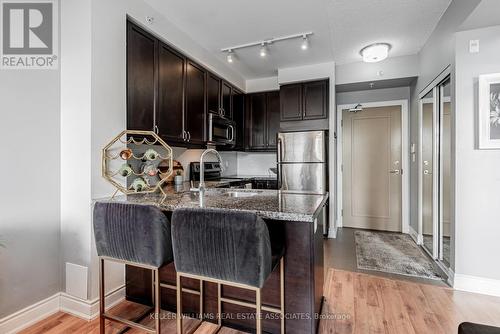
xmin=208 ymin=113 xmax=236 ymax=146
xmin=277 ymin=130 xmax=328 ymax=193
xmin=277 ymin=130 xmax=329 ymax=234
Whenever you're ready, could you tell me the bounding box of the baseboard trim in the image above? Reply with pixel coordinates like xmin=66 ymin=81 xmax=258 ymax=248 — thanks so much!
xmin=0 ymin=293 xmax=60 ymax=334
xmin=61 ymin=284 xmax=126 ymax=320
xmin=328 ymin=226 xmax=338 ymax=239
xmin=454 ymin=274 xmax=500 ymax=297
xmin=409 ymin=226 xmax=422 ymax=245
xmin=0 ymin=285 xmax=125 ymax=333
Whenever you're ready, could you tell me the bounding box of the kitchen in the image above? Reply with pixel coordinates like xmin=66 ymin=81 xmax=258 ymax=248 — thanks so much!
xmin=111 ymin=19 xmax=331 ymax=334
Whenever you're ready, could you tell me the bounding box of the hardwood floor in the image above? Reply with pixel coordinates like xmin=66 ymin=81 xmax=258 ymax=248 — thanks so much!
xmin=318 ymin=270 xmax=500 ymax=334
xmin=19 ymin=269 xmax=500 ymax=334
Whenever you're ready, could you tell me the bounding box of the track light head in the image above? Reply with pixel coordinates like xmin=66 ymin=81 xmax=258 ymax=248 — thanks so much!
xmin=259 ymin=43 xmax=267 ymax=57
xmin=226 ymin=50 xmax=234 ymax=63
xmin=301 ymin=35 xmax=309 ymax=50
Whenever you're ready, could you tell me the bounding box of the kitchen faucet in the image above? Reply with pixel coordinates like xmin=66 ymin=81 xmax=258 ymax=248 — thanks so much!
xmin=191 ymin=148 xmax=223 ymax=205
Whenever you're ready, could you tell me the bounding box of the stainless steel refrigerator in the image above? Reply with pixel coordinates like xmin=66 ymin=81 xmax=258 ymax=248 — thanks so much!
xmin=277 ymin=130 xmax=328 ymax=194
xmin=277 ymin=130 xmax=329 ymax=234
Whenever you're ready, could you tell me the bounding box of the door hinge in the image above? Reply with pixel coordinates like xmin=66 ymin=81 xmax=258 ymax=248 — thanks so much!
xmin=341 ymin=209 xmax=343 ymax=217
xmin=341 ymin=119 xmax=343 ymax=127
xmin=341 ymin=164 xmax=343 ymax=172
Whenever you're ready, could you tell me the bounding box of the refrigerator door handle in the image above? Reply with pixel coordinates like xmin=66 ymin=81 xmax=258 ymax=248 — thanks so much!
xmin=277 ymin=137 xmax=283 ymax=189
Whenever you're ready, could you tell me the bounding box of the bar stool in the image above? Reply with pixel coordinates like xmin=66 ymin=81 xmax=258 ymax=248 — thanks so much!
xmin=171 ymin=208 xmax=285 ymax=334
xmin=93 ymin=202 xmax=174 ymax=334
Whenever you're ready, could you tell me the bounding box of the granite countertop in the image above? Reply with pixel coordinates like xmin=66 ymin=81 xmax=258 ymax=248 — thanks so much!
xmin=104 ymin=185 xmax=328 ymax=223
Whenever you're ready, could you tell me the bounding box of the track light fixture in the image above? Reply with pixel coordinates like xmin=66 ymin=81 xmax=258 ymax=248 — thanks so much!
xmin=226 ymin=49 xmax=234 ymax=63
xmin=301 ymin=35 xmax=309 ymax=50
xmin=221 ymin=32 xmax=313 ymax=62
xmin=259 ymin=43 xmax=268 ymax=57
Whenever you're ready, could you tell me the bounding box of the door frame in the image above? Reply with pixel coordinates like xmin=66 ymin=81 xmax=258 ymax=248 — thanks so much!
xmin=336 ymin=100 xmax=410 ymax=234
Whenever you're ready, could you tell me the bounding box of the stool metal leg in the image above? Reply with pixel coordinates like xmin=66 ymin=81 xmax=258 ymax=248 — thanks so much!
xmin=280 ymin=257 xmax=285 ymax=334
xmin=177 ymin=273 xmax=182 ymax=334
xmin=99 ymin=257 xmax=105 ymax=334
xmin=256 ymin=288 xmax=262 ymax=334
xmin=199 ymin=280 xmax=204 ymax=321
xmin=154 ymin=268 xmax=161 ymax=334
xmin=217 ymin=283 xmax=222 ymax=327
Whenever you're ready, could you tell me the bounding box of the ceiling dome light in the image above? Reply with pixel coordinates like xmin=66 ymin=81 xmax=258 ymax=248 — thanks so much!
xmin=227 ymin=50 xmax=234 ymax=63
xmin=360 ymin=43 xmax=391 ymax=63
xmin=259 ymin=43 xmax=268 ymax=57
xmin=301 ymin=35 xmax=309 ymax=50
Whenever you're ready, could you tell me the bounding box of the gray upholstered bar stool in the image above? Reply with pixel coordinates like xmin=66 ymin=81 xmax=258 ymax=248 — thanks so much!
xmin=93 ymin=202 xmax=174 ymax=334
xmin=171 ymin=208 xmax=285 ymax=334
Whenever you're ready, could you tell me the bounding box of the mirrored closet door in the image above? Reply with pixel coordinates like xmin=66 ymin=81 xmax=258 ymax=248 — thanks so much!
xmin=419 ymin=72 xmax=452 ymax=270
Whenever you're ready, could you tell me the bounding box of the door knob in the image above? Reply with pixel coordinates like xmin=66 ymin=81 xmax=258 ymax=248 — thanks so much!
xmin=389 ymin=169 xmax=401 ymax=174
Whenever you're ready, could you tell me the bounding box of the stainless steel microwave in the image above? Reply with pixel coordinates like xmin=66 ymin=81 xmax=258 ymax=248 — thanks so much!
xmin=208 ymin=113 xmax=236 ymax=146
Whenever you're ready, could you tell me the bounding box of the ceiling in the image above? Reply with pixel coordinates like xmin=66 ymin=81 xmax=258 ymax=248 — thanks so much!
xmin=144 ymin=0 xmax=452 ymax=80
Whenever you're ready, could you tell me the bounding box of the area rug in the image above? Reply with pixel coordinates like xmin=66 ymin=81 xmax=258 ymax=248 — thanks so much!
xmin=354 ymin=230 xmax=442 ymax=280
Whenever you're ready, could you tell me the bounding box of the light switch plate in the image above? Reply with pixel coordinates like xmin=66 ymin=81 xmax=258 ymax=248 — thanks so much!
xmin=469 ymin=40 xmax=480 ymax=53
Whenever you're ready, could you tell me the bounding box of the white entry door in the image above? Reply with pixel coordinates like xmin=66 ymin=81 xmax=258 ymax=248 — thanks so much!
xmin=342 ymin=106 xmax=403 ymax=232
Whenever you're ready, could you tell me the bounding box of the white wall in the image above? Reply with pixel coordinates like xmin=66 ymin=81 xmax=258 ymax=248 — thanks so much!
xmin=0 ymin=68 xmax=61 ymax=317
xmin=246 ymin=76 xmax=279 ymax=93
xmin=60 ymin=0 xmax=93 ymax=297
xmin=0 ymin=37 xmax=61 ymax=319
xmin=336 ymin=55 xmax=419 ymax=86
xmin=336 ymin=86 xmax=411 ymax=106
xmin=454 ymin=25 xmax=500 ymax=288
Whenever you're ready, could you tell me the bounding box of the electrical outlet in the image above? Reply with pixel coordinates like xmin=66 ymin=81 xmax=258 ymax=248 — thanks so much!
xmin=469 ymin=40 xmax=479 ymax=53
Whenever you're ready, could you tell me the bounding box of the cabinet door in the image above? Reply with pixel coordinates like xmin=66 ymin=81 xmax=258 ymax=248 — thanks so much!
xmin=184 ymin=61 xmax=206 ymax=145
xmin=207 ymin=73 xmax=221 ymax=115
xmin=127 ymin=22 xmax=156 ymax=131
xmin=303 ymin=80 xmax=328 ymax=120
xmin=266 ymin=91 xmax=280 ymax=149
xmin=248 ymin=93 xmax=267 ymax=150
xmin=232 ymin=89 xmax=245 ymax=150
xmin=280 ymin=84 xmax=303 ymax=121
xmin=221 ymin=81 xmax=232 ymax=119
xmin=157 ymin=43 xmax=185 ymax=142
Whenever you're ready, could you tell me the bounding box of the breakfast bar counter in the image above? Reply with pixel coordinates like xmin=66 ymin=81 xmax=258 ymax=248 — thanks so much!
xmin=103 ymin=186 xmax=328 ymax=334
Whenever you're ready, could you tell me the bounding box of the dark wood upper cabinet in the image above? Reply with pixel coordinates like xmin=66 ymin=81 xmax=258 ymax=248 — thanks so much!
xmin=207 ymin=73 xmax=221 ymax=115
xmin=248 ymin=93 xmax=267 ymax=150
xmin=266 ymin=91 xmax=280 ymax=149
xmin=157 ymin=43 xmax=185 ymax=142
xmin=280 ymin=84 xmax=302 ymax=121
xmin=303 ymin=80 xmax=328 ymax=120
xmin=232 ymin=89 xmax=245 ymax=150
xmin=280 ymin=79 xmax=329 ymax=122
xmin=246 ymin=91 xmax=280 ymax=151
xmin=127 ymin=22 xmax=157 ymax=131
xmin=221 ymin=81 xmax=232 ymax=119
xmin=184 ymin=61 xmax=206 ymax=145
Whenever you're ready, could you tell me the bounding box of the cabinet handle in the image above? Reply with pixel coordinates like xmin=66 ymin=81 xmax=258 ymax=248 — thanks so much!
xmin=182 ymin=131 xmax=187 ymax=141
xmin=154 ymin=125 xmax=159 ymax=134
xmin=187 ymin=131 xmax=191 ymax=142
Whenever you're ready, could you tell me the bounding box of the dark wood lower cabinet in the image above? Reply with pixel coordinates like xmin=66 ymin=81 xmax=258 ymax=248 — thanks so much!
xmin=125 ymin=217 xmax=324 ymax=334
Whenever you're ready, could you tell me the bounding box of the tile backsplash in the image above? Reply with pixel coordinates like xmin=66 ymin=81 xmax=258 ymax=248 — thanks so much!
xmin=171 ymin=148 xmax=276 ymax=180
